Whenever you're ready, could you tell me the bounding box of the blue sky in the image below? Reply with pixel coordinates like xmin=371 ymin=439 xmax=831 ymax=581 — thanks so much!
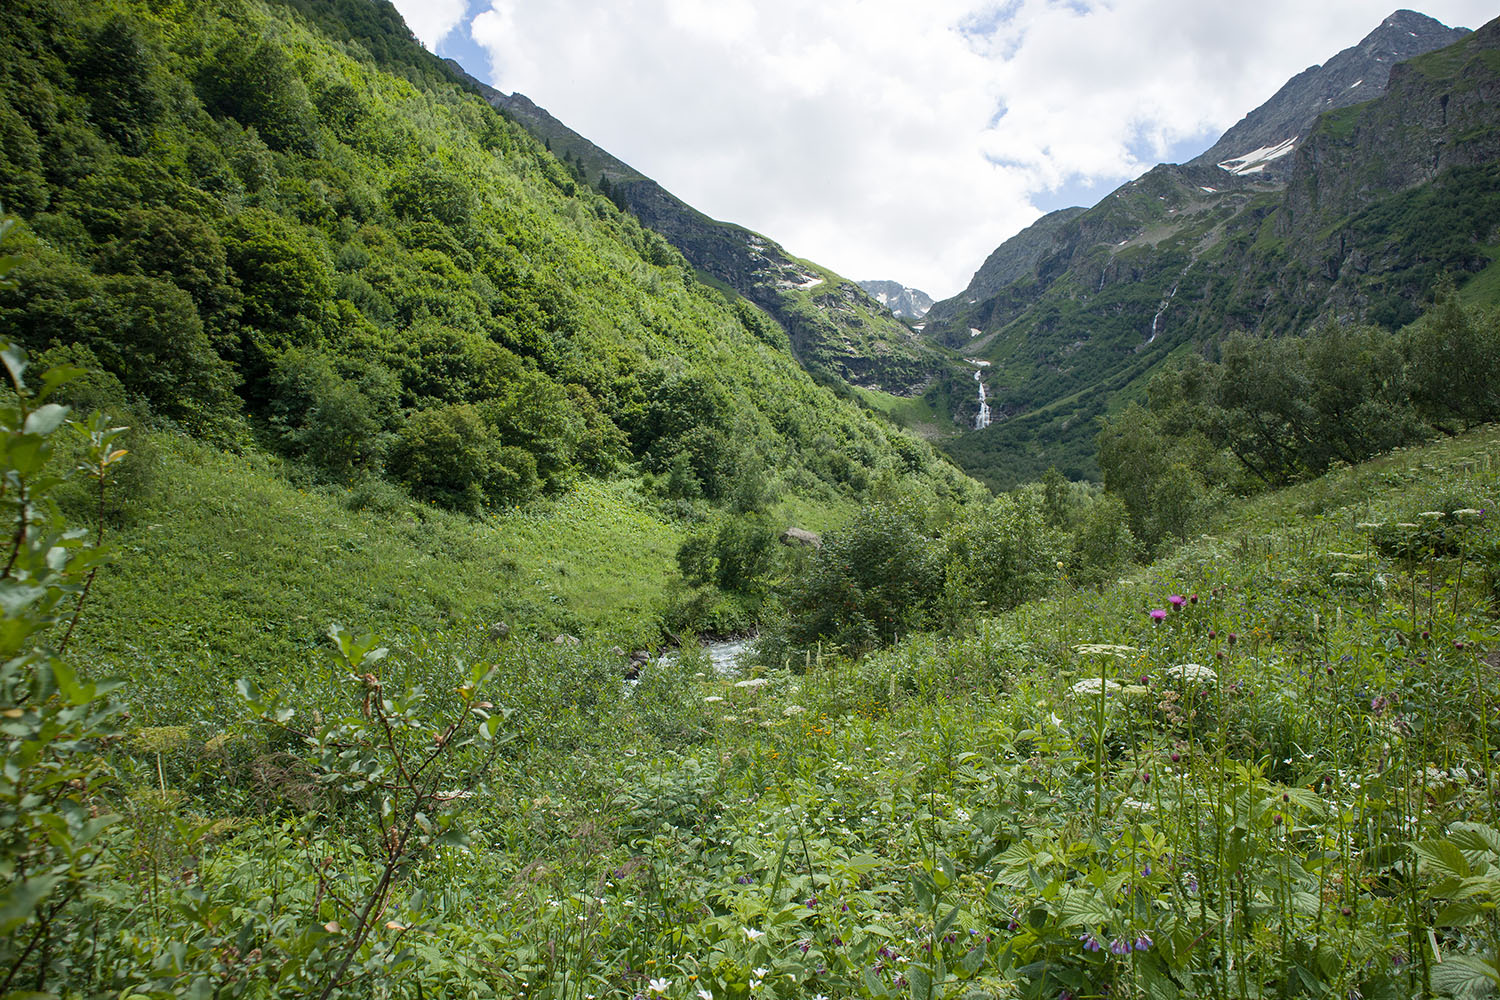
xmin=393 ymin=0 xmax=1493 ymax=298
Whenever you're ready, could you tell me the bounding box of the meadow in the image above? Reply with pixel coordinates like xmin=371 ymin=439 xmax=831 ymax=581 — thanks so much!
xmin=10 ymin=376 xmax=1494 ymax=998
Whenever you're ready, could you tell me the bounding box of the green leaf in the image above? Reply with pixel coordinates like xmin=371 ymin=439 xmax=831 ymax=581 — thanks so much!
xmin=0 ymin=875 xmax=62 ymax=935
xmin=1418 ymin=839 xmax=1472 ymax=880
xmin=50 ymin=658 xmax=92 ymax=706
xmin=2 ymin=343 xmax=28 ymax=390
xmin=906 ymin=966 xmax=931 ymax=1000
xmin=23 ymin=403 xmax=68 ymax=436
xmin=935 ymin=904 xmax=961 ymax=938
xmin=1430 ymin=954 xmax=1499 ymax=1000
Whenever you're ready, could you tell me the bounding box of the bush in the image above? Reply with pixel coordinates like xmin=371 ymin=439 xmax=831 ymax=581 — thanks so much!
xmin=387 ymin=403 xmax=539 ymax=512
xmin=780 ymin=500 xmax=943 ymax=651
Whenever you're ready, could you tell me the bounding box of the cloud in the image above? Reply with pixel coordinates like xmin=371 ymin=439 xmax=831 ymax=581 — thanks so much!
xmin=450 ymin=0 xmax=1494 ymax=297
xmin=393 ymin=0 xmax=468 ymax=50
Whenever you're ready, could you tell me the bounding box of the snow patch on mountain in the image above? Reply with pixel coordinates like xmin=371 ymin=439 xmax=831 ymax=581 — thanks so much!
xmin=1218 ymin=136 xmax=1298 ymax=176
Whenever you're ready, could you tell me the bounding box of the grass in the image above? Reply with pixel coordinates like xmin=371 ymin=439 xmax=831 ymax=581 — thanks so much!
xmin=75 ymin=436 xmax=689 ymax=697
xmin=47 ymin=425 xmax=1500 ymax=998
xmin=1460 ymin=244 xmax=1500 ymax=307
xmin=853 ymin=384 xmax=959 ymax=440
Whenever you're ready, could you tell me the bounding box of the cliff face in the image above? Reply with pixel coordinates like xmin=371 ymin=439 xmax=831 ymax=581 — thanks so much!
xmin=452 ymin=65 xmax=948 ymax=395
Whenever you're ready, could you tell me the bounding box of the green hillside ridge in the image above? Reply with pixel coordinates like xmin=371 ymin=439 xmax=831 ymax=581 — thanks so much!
xmin=0 ymin=0 xmax=977 ymax=562
xmin=447 ymin=65 xmax=957 ymax=398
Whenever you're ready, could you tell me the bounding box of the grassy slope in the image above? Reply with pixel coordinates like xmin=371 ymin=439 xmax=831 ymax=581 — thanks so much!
xmin=73 ymin=435 xmax=862 ymax=705
xmin=90 ymin=424 xmax=1500 ymax=997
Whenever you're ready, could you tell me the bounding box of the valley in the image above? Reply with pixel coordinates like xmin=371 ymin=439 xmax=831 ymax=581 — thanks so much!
xmin=0 ymin=1 xmax=1496 ymax=998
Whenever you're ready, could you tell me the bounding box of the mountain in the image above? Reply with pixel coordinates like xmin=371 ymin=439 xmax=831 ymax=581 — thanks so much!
xmin=1190 ymin=10 xmax=1470 ymax=180
xmin=926 ymin=10 xmax=1500 ymax=489
xmin=858 ymin=280 xmax=933 ymax=320
xmin=451 ymin=67 xmax=951 ymax=396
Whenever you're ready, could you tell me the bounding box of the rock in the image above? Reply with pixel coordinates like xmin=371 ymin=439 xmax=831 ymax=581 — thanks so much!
xmin=552 ymin=633 xmax=580 ymax=646
xmin=780 ymin=527 xmax=822 ymax=549
xmin=488 ymin=621 xmax=511 ymax=642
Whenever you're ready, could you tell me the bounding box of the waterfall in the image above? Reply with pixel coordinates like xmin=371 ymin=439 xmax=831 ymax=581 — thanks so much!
xmin=974 ymin=369 xmax=990 ymax=430
xmin=1146 ymin=283 xmax=1178 ymax=345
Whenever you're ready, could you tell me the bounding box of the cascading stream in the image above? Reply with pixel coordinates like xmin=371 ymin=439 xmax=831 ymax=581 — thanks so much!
xmin=972 ymin=363 xmax=991 ymax=430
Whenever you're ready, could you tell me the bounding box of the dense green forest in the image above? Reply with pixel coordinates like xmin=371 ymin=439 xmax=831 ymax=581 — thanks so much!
xmin=0 ymin=0 xmax=1498 ymax=998
xmin=0 ymin=0 xmax=972 ymax=523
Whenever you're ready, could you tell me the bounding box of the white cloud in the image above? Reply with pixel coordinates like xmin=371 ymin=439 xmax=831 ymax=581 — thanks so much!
xmin=452 ymin=0 xmax=1493 ymax=297
xmin=392 ymin=0 xmax=468 ymax=50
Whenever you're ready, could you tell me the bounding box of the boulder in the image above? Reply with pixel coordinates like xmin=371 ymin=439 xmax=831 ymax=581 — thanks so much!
xmin=487 ymin=621 xmax=511 ymax=642
xmin=779 ymin=527 xmax=822 ymax=549
xmin=552 ymin=633 xmax=580 ymax=647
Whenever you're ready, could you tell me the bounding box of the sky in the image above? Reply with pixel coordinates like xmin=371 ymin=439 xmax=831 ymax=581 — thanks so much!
xmin=390 ymin=1 xmax=1494 ymax=299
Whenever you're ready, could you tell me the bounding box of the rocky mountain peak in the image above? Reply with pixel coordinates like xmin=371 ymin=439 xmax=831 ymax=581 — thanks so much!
xmin=1190 ymin=9 xmax=1469 ymax=179
xmin=858 ymin=280 xmax=933 ymax=321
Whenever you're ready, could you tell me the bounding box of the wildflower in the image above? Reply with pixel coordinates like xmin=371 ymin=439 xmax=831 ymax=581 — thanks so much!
xmin=1074 ymin=644 xmax=1138 ymax=657
xmin=1170 ymin=751 xmax=1181 ymax=763
xmin=1189 ymin=594 xmax=1198 ymax=604
xmin=1168 ymin=594 xmax=1186 ymax=607
xmin=1149 ymin=609 xmax=1167 ymax=621
xmin=1109 ymin=937 xmax=1131 ymax=956
xmin=698 ymin=990 xmax=714 ymax=1000
xmin=704 ymin=696 xmax=724 ymax=703
xmin=806 ymin=897 xmax=817 ymax=908
xmin=1418 ymin=511 xmax=1444 ymax=519
xmin=734 ymin=678 xmax=769 ymax=689
xmin=1163 ymin=662 xmax=1216 ymax=684
xmin=649 ymin=979 xmax=671 ymax=995
xmin=1080 ymin=933 xmax=1101 ymax=952
xmin=1142 ymin=861 xmax=1152 ymax=876
xmin=737 ymin=875 xmax=753 ymax=885
xmin=1226 ymin=632 xmax=1237 ymax=645
xmin=753 ymin=968 xmax=769 ymax=979
xmin=1140 ymin=771 xmax=1151 ymax=785
xmin=1134 ymin=933 xmax=1153 ymax=951
xmin=744 ymin=927 xmax=765 ymax=940
xmin=1069 ymin=678 xmax=1120 ymax=697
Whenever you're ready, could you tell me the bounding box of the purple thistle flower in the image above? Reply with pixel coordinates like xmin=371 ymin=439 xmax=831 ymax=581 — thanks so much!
xmin=1168 ymin=594 xmax=1186 ymax=607
xmin=1149 ymin=609 xmax=1167 ymax=621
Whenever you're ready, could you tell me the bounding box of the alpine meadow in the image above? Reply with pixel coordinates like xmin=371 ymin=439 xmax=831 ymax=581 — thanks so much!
xmin=0 ymin=1 xmax=1498 ymax=999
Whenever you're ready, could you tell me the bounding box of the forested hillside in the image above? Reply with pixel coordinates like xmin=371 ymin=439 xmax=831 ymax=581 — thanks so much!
xmin=0 ymin=0 xmax=972 ymax=522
